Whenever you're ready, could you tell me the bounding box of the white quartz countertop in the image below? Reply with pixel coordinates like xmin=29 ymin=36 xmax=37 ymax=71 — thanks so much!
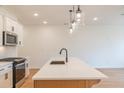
xmin=32 ymin=57 xmax=107 ymax=80
xmin=0 ymin=61 xmax=13 ymax=67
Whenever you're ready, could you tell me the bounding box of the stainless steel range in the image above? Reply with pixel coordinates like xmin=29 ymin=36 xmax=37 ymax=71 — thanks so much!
xmin=0 ymin=57 xmax=26 ymax=88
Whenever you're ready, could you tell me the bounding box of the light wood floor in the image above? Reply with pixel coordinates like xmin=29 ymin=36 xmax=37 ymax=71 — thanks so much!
xmin=20 ymin=68 xmax=124 ymax=88
xmin=93 ymin=68 xmax=124 ymax=88
xmin=20 ymin=69 xmax=39 ymax=88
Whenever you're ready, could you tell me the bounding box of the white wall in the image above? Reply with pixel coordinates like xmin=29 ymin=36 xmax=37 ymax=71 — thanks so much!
xmin=18 ymin=24 xmax=124 ymax=68
xmin=0 ymin=7 xmax=17 ymax=59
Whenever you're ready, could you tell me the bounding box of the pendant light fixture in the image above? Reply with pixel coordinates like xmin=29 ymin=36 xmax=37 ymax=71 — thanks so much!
xmin=76 ymin=5 xmax=82 ymax=19
xmin=69 ymin=10 xmax=73 ymax=33
xmin=68 ymin=5 xmax=83 ymax=34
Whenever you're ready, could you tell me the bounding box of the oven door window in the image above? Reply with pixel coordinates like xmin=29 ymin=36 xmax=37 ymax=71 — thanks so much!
xmin=6 ymin=34 xmax=17 ymax=44
xmin=15 ymin=63 xmax=25 ymax=83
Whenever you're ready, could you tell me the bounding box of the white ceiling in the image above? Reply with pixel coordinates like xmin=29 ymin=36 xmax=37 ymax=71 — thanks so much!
xmin=2 ymin=5 xmax=124 ymax=25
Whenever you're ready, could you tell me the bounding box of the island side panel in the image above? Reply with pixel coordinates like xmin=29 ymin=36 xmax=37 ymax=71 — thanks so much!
xmin=34 ymin=79 xmax=101 ymax=88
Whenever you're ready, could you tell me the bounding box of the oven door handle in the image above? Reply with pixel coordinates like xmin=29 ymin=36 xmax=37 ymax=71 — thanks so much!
xmin=15 ymin=63 xmax=25 ymax=67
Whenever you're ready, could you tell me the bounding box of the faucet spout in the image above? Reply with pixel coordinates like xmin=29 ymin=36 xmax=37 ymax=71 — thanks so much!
xmin=59 ymin=48 xmax=68 ymax=63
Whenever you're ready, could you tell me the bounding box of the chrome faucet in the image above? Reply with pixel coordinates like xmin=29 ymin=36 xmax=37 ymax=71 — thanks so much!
xmin=59 ymin=48 xmax=68 ymax=63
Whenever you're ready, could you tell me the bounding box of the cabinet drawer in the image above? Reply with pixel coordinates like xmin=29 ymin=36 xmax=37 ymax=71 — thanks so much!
xmin=0 ymin=64 xmax=12 ymax=75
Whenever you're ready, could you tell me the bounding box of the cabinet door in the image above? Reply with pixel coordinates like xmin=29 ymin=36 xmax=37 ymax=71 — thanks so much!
xmin=4 ymin=17 xmax=17 ymax=33
xmin=16 ymin=23 xmax=23 ymax=46
xmin=0 ymin=14 xmax=3 ymax=46
xmin=4 ymin=17 xmax=12 ymax=32
xmin=0 ymin=69 xmax=13 ymax=88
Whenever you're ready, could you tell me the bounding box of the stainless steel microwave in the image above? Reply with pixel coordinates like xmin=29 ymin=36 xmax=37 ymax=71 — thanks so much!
xmin=3 ymin=31 xmax=18 ymax=46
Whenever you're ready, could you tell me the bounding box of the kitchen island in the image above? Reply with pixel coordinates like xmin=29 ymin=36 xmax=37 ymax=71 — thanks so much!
xmin=32 ymin=57 xmax=107 ymax=88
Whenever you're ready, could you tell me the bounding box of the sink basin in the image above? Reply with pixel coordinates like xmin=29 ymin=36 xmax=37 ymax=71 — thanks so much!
xmin=50 ymin=61 xmax=65 ymax=65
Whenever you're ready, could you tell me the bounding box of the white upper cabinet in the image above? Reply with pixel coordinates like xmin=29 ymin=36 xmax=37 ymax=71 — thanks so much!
xmin=4 ymin=17 xmax=17 ymax=33
xmin=16 ymin=23 xmax=23 ymax=46
xmin=0 ymin=16 xmax=24 ymax=46
xmin=0 ymin=14 xmax=3 ymax=46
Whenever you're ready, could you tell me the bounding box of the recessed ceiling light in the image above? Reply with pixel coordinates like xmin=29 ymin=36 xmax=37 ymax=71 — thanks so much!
xmin=33 ymin=13 xmax=39 ymax=16
xmin=43 ymin=21 xmax=48 ymax=24
xmin=93 ymin=17 xmax=98 ymax=21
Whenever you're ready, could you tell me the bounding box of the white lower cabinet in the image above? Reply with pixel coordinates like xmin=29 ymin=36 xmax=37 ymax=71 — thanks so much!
xmin=0 ymin=64 xmax=13 ymax=88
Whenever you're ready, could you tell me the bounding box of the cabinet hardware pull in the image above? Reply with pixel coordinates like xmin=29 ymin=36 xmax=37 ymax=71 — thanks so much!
xmin=8 ymin=66 xmax=12 ymax=68
xmin=19 ymin=41 xmax=21 ymax=45
xmin=5 ymin=73 xmax=8 ymax=80
xmin=0 ymin=68 xmax=5 ymax=71
xmin=12 ymin=26 xmax=14 ymax=31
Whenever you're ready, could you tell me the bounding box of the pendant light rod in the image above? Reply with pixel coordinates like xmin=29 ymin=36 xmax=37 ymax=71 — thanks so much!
xmin=77 ymin=5 xmax=81 ymax=11
xmin=69 ymin=10 xmax=73 ymax=23
xmin=73 ymin=5 xmax=76 ymax=22
xmin=73 ymin=5 xmax=75 ymax=12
